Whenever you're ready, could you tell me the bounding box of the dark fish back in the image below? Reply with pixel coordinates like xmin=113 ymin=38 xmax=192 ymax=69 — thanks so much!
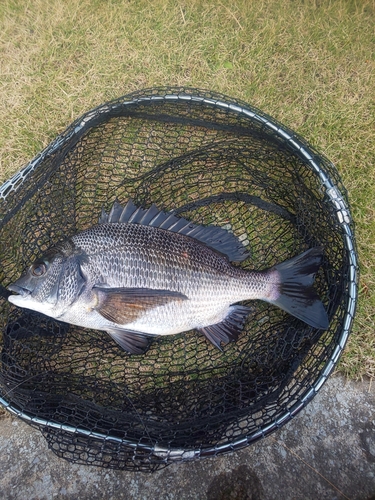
xmin=72 ymin=223 xmax=238 ymax=293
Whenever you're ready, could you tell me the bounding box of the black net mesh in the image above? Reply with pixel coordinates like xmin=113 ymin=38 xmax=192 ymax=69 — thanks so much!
xmin=0 ymin=88 xmax=357 ymax=472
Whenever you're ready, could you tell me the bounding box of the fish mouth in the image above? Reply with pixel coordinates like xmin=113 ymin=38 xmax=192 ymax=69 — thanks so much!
xmin=8 ymin=284 xmax=32 ymax=297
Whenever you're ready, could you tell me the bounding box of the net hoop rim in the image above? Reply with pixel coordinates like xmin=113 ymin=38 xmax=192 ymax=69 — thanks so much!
xmin=0 ymin=88 xmax=358 ymax=460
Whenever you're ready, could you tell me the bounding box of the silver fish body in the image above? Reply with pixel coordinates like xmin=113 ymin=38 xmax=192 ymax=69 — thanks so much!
xmin=8 ymin=201 xmax=329 ymax=354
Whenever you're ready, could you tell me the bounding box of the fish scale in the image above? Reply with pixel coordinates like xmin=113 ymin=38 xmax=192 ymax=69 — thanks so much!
xmin=8 ymin=201 xmax=329 ymax=354
xmin=75 ymin=223 xmax=240 ymax=297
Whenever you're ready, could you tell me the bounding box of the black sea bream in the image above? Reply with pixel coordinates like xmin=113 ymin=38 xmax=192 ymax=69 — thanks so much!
xmin=8 ymin=200 xmax=329 ymax=354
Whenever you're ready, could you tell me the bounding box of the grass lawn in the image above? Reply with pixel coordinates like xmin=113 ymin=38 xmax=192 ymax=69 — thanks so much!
xmin=0 ymin=0 xmax=374 ymax=379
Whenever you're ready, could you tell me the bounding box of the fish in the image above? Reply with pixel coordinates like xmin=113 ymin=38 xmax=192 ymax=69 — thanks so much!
xmin=7 ymin=200 xmax=329 ymax=354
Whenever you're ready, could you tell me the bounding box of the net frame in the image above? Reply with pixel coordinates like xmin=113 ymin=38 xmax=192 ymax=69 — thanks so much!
xmin=0 ymin=87 xmax=358 ymax=471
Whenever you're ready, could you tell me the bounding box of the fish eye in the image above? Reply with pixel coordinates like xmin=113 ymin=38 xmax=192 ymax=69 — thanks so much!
xmin=31 ymin=262 xmax=47 ymax=277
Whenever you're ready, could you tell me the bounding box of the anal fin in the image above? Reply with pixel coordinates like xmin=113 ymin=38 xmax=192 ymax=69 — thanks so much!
xmin=197 ymin=305 xmax=253 ymax=350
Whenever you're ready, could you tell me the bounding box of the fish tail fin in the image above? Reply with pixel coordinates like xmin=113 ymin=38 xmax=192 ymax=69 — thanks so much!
xmin=267 ymin=247 xmax=329 ymax=330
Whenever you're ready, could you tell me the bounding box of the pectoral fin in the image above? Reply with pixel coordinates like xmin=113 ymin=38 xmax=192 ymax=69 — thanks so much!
xmin=94 ymin=287 xmax=187 ymax=325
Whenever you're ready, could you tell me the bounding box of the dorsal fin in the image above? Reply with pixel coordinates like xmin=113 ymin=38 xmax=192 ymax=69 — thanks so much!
xmin=99 ymin=200 xmax=249 ymax=262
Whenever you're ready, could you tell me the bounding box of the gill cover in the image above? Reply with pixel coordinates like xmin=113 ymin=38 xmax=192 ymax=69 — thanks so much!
xmin=43 ymin=239 xmax=87 ymax=307
xmin=9 ymin=238 xmax=87 ymax=311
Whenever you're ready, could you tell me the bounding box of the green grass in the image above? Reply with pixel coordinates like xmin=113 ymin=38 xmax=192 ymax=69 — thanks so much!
xmin=0 ymin=0 xmax=374 ymax=379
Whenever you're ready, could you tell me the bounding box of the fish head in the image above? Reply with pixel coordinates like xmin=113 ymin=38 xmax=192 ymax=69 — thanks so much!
xmin=8 ymin=240 xmax=86 ymax=318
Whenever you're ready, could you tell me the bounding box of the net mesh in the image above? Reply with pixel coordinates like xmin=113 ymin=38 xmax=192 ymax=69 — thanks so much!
xmin=0 ymin=87 xmax=357 ymax=472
